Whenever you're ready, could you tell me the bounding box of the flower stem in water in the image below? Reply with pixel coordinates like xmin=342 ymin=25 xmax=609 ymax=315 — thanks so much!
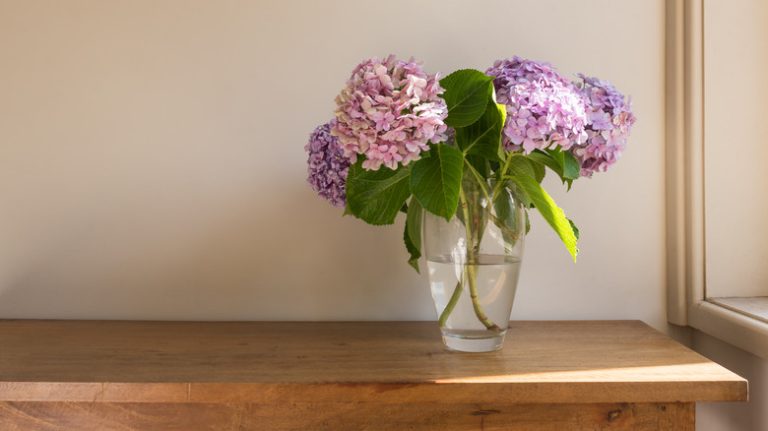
xmin=459 ymin=188 xmax=502 ymax=332
xmin=438 ymin=281 xmax=463 ymax=327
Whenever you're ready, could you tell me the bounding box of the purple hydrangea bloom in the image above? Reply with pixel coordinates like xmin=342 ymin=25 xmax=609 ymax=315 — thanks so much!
xmin=571 ymin=74 xmax=636 ymax=177
xmin=332 ymin=55 xmax=448 ymax=171
xmin=486 ymin=56 xmax=588 ymax=153
xmin=305 ymin=120 xmax=350 ymax=207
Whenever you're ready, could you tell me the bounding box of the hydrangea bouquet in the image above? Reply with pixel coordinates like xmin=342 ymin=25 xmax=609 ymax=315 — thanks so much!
xmin=306 ymin=55 xmax=635 ymax=351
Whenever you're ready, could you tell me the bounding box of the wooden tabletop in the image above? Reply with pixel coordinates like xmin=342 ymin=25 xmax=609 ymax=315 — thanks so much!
xmin=0 ymin=320 xmax=747 ymax=404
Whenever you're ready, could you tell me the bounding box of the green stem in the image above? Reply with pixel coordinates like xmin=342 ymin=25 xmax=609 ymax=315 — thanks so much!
xmin=492 ymin=153 xmax=516 ymax=201
xmin=459 ymin=188 xmax=502 ymax=332
xmin=463 ymin=159 xmax=492 ymax=203
xmin=438 ymin=281 xmax=463 ymax=327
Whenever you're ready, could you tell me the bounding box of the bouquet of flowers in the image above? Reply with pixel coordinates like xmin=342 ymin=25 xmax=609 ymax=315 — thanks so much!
xmin=305 ymin=55 xmax=635 ymax=350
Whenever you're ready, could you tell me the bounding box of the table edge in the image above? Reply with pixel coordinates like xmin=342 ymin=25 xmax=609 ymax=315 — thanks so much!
xmin=0 ymin=380 xmax=748 ymax=404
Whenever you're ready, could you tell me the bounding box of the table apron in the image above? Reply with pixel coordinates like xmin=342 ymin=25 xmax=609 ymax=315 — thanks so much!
xmin=0 ymin=401 xmax=695 ymax=430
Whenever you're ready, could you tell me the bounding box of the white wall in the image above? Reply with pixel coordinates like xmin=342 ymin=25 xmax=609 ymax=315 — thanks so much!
xmin=0 ymin=0 xmax=667 ymax=324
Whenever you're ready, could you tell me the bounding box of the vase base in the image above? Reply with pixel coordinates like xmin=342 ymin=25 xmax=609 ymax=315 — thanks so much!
xmin=441 ymin=329 xmax=506 ymax=352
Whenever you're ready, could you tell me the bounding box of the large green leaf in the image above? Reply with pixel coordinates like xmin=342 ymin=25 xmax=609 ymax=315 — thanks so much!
xmin=403 ymin=198 xmax=423 ymax=272
xmin=345 ymin=161 xmax=412 ymax=225
xmin=410 ymin=144 xmax=464 ymax=220
xmin=439 ymin=69 xmax=494 ymax=128
xmin=456 ymin=101 xmax=506 ymax=161
xmin=508 ymin=174 xmax=578 ymax=261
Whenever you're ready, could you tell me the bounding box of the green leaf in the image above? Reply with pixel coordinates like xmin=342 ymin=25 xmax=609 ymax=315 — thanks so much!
xmin=410 ymin=144 xmax=464 ymax=220
xmin=345 ymin=161 xmax=412 ymax=225
xmin=439 ymin=69 xmax=494 ymax=128
xmin=527 ymin=148 xmax=579 ymax=185
xmin=404 ymin=198 xmax=423 ymax=272
xmin=548 ymin=147 xmax=565 ymax=170
xmin=343 ymin=202 xmax=353 ymax=216
xmin=506 ymin=173 xmax=532 ymax=208
xmin=406 ymin=198 xmax=423 ymax=251
xmin=507 ymin=156 xmax=544 ymax=183
xmin=464 ymin=154 xmax=490 ymax=179
xmin=508 ymin=174 xmax=579 ymax=261
xmin=545 ymin=147 xmax=579 ymax=180
xmin=568 ymin=218 xmax=580 ymax=240
xmin=403 ymin=223 xmax=420 ymax=272
xmin=528 ymin=150 xmax=563 ymax=178
xmin=456 ymin=101 xmax=506 ymax=161
xmin=561 ymin=150 xmax=581 ymax=180
xmin=529 ymin=159 xmax=546 ymax=182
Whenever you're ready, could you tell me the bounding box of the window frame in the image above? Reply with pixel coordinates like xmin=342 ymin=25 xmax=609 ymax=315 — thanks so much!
xmin=665 ymin=0 xmax=768 ymax=358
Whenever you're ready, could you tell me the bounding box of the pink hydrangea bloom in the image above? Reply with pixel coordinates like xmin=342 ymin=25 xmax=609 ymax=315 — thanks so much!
xmin=332 ymin=55 xmax=448 ymax=170
xmin=486 ymin=57 xmax=588 ymax=153
xmin=571 ymin=74 xmax=636 ymax=176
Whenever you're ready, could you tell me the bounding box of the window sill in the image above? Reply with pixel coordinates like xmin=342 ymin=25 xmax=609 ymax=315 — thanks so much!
xmin=709 ymin=297 xmax=768 ymax=325
xmin=688 ymin=299 xmax=768 ymax=359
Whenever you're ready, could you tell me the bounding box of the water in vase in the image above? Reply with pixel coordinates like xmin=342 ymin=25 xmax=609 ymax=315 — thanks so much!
xmin=427 ymin=254 xmax=521 ymax=352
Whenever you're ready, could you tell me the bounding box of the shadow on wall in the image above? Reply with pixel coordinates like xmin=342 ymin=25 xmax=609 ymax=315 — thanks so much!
xmin=0 ymin=181 xmax=430 ymax=320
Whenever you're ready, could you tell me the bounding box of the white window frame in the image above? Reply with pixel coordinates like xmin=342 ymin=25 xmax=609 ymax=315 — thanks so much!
xmin=666 ymin=0 xmax=768 ymax=358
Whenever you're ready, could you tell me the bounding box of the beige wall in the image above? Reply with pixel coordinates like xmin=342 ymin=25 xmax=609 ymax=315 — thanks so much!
xmin=0 ymin=0 xmax=667 ymax=323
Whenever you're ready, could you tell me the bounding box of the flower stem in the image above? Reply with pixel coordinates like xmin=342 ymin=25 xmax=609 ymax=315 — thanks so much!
xmin=438 ymin=281 xmax=463 ymax=327
xmin=459 ymin=187 xmax=502 ymax=332
xmin=492 ymin=153 xmax=516 ymax=201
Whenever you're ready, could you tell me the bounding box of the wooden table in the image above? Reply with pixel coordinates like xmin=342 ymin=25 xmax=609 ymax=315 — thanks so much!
xmin=0 ymin=320 xmax=747 ymax=430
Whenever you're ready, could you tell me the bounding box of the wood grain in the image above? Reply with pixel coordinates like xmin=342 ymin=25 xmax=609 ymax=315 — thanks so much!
xmin=0 ymin=320 xmax=747 ymax=404
xmin=0 ymin=402 xmax=695 ymax=431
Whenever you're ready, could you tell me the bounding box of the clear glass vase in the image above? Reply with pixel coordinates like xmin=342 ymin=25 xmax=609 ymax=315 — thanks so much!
xmin=423 ymin=175 xmax=526 ymax=352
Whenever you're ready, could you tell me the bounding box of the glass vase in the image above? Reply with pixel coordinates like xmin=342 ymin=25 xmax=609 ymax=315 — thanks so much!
xmin=423 ymin=175 xmax=526 ymax=352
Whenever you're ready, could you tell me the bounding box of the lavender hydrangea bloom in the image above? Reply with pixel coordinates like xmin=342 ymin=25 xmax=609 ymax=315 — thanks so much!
xmin=305 ymin=120 xmax=350 ymax=207
xmin=571 ymin=74 xmax=636 ymax=177
xmin=486 ymin=57 xmax=588 ymax=153
xmin=332 ymin=55 xmax=448 ymax=171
